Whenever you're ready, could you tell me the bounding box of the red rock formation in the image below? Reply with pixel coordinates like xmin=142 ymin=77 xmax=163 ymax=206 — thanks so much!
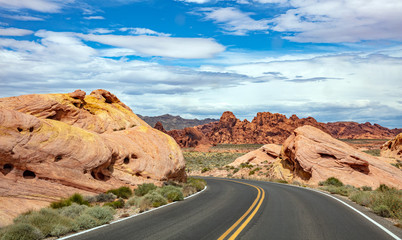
xmin=0 ymin=90 xmax=185 ymax=226
xmin=325 ymin=121 xmax=402 ymax=139
xmin=154 ymin=121 xmax=167 ymax=133
xmin=280 ymin=125 xmax=402 ymax=188
xmin=168 ymin=111 xmax=401 ymax=148
xmin=229 ymin=144 xmax=281 ymax=167
xmin=381 ymin=133 xmax=402 ymax=160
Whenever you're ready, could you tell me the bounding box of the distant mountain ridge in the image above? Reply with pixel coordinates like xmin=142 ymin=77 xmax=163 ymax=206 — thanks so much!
xmin=137 ymin=114 xmax=218 ymax=131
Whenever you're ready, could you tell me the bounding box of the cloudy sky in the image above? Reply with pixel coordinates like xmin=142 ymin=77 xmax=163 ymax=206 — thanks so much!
xmin=0 ymin=0 xmax=401 ymax=128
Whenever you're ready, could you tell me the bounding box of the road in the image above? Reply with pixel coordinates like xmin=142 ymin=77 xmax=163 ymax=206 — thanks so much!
xmin=68 ymin=178 xmax=401 ymax=240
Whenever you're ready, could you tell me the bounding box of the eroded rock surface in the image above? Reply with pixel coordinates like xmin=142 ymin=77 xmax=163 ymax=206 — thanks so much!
xmin=0 ymin=90 xmax=185 ymax=226
xmin=229 ymin=144 xmax=281 ymax=167
xmin=381 ymin=133 xmax=402 ymax=160
xmin=280 ymin=125 xmax=402 ymax=188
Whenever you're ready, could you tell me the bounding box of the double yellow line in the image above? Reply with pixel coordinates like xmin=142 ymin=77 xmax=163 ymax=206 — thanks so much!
xmin=217 ymin=180 xmax=265 ymax=240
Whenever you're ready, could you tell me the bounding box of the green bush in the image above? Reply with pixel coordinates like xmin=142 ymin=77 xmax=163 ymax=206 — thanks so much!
xmin=373 ymin=205 xmax=391 ymax=218
xmin=322 ymin=177 xmax=343 ymax=187
xmin=73 ymin=214 xmax=99 ymax=231
xmin=201 ymin=167 xmax=210 ymax=173
xmin=143 ymin=192 xmax=168 ymax=208
xmin=84 ymin=206 xmax=114 ymax=225
xmin=248 ymin=170 xmax=255 ymax=176
xmin=60 ymin=203 xmax=88 ymax=219
xmin=187 ymin=177 xmax=206 ymax=191
xmin=361 ymin=186 xmax=372 ymax=191
xmin=376 ymin=184 xmax=390 ymax=192
xmin=103 ymin=198 xmax=125 ymax=209
xmin=0 ymin=223 xmax=43 ymax=240
xmin=350 ymin=191 xmax=372 ymax=206
xmin=107 ymin=187 xmax=133 ymax=199
xmin=135 ymin=183 xmax=157 ymax=196
xmin=233 ymin=168 xmax=239 ymax=174
xmin=94 ymin=193 xmax=116 ymax=203
xmin=50 ymin=193 xmax=89 ymax=209
xmin=13 ymin=208 xmax=73 ymax=237
xmin=240 ymin=163 xmax=253 ymax=169
xmin=158 ymin=185 xmax=184 ymax=202
xmin=321 ymin=185 xmax=354 ymax=196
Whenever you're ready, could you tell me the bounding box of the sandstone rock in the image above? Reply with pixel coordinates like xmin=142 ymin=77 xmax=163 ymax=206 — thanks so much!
xmin=280 ymin=125 xmax=402 ymax=188
xmin=68 ymin=89 xmax=86 ymax=100
xmin=0 ymin=90 xmax=185 ymax=226
xmin=325 ymin=121 xmax=402 ymax=139
xmin=154 ymin=121 xmax=167 ymax=133
xmin=168 ymin=127 xmax=209 ymax=148
xmin=229 ymin=144 xmax=281 ymax=166
xmin=381 ymin=133 xmax=402 ymax=160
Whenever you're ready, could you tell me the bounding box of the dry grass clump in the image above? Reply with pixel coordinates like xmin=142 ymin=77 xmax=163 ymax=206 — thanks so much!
xmin=319 ymin=178 xmax=401 ymax=226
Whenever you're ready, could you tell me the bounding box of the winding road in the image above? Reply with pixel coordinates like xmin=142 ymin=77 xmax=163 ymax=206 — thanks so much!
xmin=66 ymin=178 xmax=402 ymax=240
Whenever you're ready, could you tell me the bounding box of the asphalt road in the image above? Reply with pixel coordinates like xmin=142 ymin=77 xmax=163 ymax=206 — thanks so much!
xmin=67 ymin=178 xmax=401 ymax=240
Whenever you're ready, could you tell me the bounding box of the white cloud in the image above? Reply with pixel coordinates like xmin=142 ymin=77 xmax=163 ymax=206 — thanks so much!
xmin=0 ymin=14 xmax=44 ymax=21
xmin=271 ymin=0 xmax=402 ymax=42
xmin=83 ymin=16 xmax=105 ymax=20
xmin=78 ymin=33 xmax=225 ymax=59
xmin=177 ymin=0 xmax=212 ymax=3
xmin=0 ymin=0 xmax=62 ymax=13
xmin=0 ymin=27 xmax=33 ymax=36
xmin=90 ymin=28 xmax=114 ymax=34
xmin=197 ymin=7 xmax=269 ymax=35
xmin=119 ymin=27 xmax=171 ymax=37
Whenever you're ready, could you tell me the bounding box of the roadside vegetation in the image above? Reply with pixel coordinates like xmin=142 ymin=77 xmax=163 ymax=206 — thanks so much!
xmin=211 ymin=144 xmax=263 ymax=151
xmin=319 ymin=177 xmax=402 ymax=227
xmin=183 ymin=152 xmax=245 ymax=172
xmin=0 ymin=178 xmax=206 ymax=240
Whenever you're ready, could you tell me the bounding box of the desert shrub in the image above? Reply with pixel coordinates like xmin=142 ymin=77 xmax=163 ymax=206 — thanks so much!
xmin=376 ymin=184 xmax=390 ymax=192
xmin=240 ymin=163 xmax=253 ymax=169
xmin=183 ymin=152 xmax=245 ymax=172
xmin=373 ymin=205 xmax=391 ymax=218
xmin=60 ymin=203 xmax=88 ymax=219
xmin=321 ymin=185 xmax=353 ymax=196
xmin=186 ymin=177 xmax=206 ymax=191
xmin=143 ymin=192 xmax=167 ymax=208
xmin=13 ymin=208 xmax=73 ymax=237
xmin=350 ymin=191 xmax=372 ymax=206
xmin=107 ymin=187 xmax=132 ymax=199
xmin=138 ymin=198 xmax=152 ymax=212
xmin=135 ymin=183 xmax=157 ymax=196
xmin=50 ymin=225 xmax=71 ymax=237
xmin=50 ymin=199 xmax=72 ymax=209
xmin=103 ymin=198 xmax=125 ymax=209
xmin=84 ymin=206 xmax=114 ymax=225
xmin=248 ymin=170 xmax=255 ymax=175
xmin=361 ymin=186 xmax=372 ymax=191
xmin=95 ymin=193 xmax=116 ymax=202
xmin=369 ymin=189 xmax=402 ymax=219
xmin=125 ymin=196 xmax=142 ymax=207
xmin=73 ymin=214 xmax=99 ymax=231
xmin=0 ymin=223 xmax=43 ymax=240
xmin=182 ymin=185 xmax=197 ymax=197
xmin=50 ymin=193 xmax=89 ymax=209
xmin=322 ymin=177 xmax=343 ymax=187
xmin=201 ymin=167 xmax=210 ymax=173
xmin=233 ymin=168 xmax=239 ymax=174
xmin=158 ymin=185 xmax=184 ymax=202
xmin=164 ymin=180 xmax=182 ymax=187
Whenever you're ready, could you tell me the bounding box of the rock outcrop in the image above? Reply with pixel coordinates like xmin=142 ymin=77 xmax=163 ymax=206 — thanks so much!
xmin=229 ymin=144 xmax=281 ymax=167
xmin=167 ymin=111 xmax=402 ymax=148
xmin=0 ymin=90 xmax=186 ymax=226
xmin=279 ymin=125 xmax=402 ymax=188
xmin=381 ymin=133 xmax=402 ymax=160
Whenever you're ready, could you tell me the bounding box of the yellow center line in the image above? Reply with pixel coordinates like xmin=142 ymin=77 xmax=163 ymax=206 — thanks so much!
xmin=228 ymin=185 xmax=265 ymax=240
xmin=217 ymin=180 xmax=265 ymax=240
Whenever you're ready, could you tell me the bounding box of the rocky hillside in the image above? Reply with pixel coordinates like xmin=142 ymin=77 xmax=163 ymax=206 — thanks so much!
xmin=138 ymin=114 xmax=218 ymax=131
xmin=0 ymin=89 xmax=186 ymax=226
xmin=161 ymin=111 xmax=402 ymax=148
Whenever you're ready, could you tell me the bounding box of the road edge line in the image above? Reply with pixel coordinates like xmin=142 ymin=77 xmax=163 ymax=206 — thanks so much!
xmin=270 ymin=182 xmax=401 ymax=240
xmin=58 ymin=185 xmax=208 ymax=240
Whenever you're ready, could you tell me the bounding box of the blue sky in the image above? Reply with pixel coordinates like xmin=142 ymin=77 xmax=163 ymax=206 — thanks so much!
xmin=0 ymin=0 xmax=402 ymax=128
